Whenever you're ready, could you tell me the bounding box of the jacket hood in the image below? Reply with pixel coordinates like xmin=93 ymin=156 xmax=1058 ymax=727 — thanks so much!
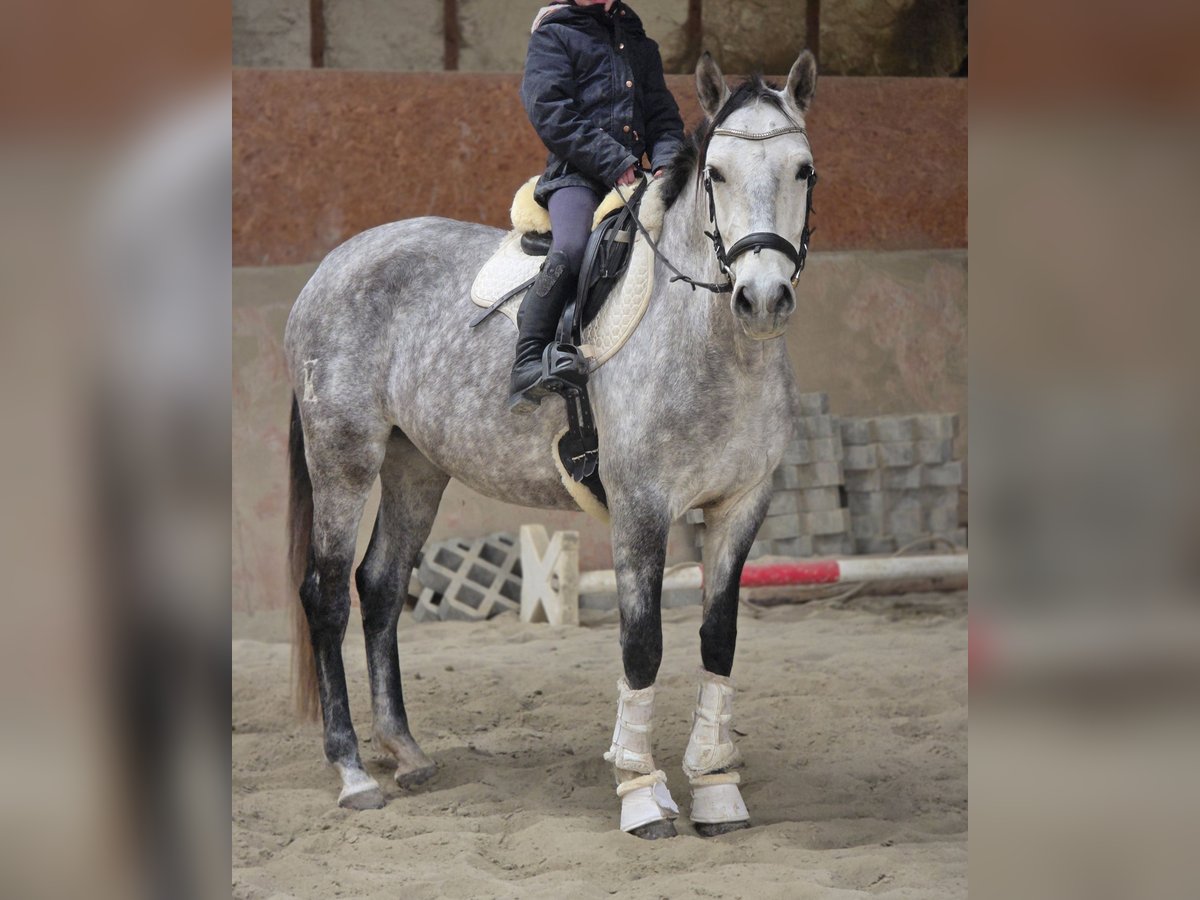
xmin=530 ymin=2 xmax=645 ymax=36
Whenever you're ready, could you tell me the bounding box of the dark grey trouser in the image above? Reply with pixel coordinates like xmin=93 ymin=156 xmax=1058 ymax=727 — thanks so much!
xmin=547 ymin=185 xmax=602 ymax=275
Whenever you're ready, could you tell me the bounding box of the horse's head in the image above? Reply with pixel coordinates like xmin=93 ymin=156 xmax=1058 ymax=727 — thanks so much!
xmin=695 ymin=51 xmax=818 ymax=340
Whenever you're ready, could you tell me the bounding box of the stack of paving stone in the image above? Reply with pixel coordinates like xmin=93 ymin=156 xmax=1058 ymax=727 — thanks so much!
xmin=839 ymin=414 xmax=966 ymax=554
xmin=688 ymin=393 xmax=854 ymax=560
xmin=411 ymin=532 xmax=522 ymax=623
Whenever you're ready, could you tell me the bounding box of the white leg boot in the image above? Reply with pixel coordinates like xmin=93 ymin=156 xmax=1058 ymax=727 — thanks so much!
xmin=683 ymin=670 xmax=750 ymax=831
xmin=604 ymin=678 xmax=679 ymax=833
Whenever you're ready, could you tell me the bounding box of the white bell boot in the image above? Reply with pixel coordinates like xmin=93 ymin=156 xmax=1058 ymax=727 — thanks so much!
xmin=604 ymin=678 xmax=679 ymax=833
xmin=615 ymin=770 xmax=680 ymax=833
xmin=683 ymin=670 xmax=750 ymax=829
xmin=689 ymin=771 xmax=748 ymax=826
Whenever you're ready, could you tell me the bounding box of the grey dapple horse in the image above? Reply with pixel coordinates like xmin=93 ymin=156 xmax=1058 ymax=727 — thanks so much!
xmin=286 ymin=51 xmax=817 ymax=838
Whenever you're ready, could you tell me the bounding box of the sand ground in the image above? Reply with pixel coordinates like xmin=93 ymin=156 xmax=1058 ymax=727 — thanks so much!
xmin=233 ymin=594 xmax=967 ymax=899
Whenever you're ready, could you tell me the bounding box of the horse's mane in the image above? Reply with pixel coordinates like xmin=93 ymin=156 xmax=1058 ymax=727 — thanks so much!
xmin=659 ymin=73 xmax=788 ymax=212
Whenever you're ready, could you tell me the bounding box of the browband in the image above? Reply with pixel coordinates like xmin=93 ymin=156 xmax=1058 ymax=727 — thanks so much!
xmin=711 ymin=125 xmax=807 ymax=142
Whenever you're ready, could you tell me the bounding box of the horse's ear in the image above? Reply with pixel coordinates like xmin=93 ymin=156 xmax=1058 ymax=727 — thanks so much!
xmin=786 ymin=49 xmax=818 ymax=114
xmin=695 ymin=51 xmax=729 ymax=119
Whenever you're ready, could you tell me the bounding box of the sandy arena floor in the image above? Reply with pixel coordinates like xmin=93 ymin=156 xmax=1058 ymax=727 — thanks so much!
xmin=233 ymin=594 xmax=967 ymax=899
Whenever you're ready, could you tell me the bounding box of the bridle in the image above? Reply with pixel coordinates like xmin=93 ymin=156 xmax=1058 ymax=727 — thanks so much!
xmin=616 ymin=122 xmax=817 ymax=295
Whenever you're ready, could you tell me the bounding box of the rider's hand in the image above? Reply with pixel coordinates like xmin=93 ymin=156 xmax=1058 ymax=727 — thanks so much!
xmin=653 ymin=168 xmax=666 ymax=179
xmin=616 ymin=166 xmax=638 ymax=187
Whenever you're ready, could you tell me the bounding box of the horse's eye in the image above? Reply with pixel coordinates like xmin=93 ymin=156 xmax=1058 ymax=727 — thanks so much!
xmin=708 ymin=168 xmax=726 ymax=184
xmin=796 ymin=164 xmax=813 ymax=181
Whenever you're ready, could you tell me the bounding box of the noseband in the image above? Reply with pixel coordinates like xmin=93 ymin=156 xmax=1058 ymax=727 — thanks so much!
xmin=616 ymin=123 xmax=817 ymax=295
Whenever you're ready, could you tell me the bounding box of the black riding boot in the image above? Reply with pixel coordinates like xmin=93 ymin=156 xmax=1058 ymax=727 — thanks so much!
xmin=508 ymin=250 xmax=576 ymax=413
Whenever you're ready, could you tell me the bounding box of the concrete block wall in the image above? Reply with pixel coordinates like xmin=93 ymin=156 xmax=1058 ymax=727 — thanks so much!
xmin=840 ymin=414 xmax=966 ymax=554
xmin=686 ymin=400 xmax=967 ymax=563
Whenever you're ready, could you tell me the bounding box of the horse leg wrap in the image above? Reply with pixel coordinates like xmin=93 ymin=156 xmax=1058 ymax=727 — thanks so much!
xmin=682 ymin=669 xmax=741 ymax=778
xmin=603 ymin=677 xmax=657 ymax=774
xmin=683 ymin=670 xmax=748 ymax=825
xmin=689 ymin=771 xmax=749 ymax=825
xmin=615 ymin=770 xmax=679 ymax=833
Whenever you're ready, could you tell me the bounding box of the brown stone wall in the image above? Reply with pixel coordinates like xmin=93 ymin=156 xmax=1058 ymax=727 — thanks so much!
xmin=233 ymin=70 xmax=965 ymax=265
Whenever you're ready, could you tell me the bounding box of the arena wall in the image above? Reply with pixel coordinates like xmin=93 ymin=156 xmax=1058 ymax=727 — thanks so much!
xmin=233 ymin=72 xmax=966 ymax=265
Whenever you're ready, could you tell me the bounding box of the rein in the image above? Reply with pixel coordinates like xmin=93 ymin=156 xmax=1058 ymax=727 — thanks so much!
xmin=614 ymin=122 xmax=817 ymax=295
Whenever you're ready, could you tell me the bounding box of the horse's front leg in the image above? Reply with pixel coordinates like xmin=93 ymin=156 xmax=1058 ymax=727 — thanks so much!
xmin=685 ymin=481 xmax=773 ymax=835
xmin=604 ymin=497 xmax=679 ymax=839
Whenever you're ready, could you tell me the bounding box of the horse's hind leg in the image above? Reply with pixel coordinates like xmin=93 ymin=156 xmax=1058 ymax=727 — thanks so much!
xmin=685 ymin=483 xmax=773 ymax=836
xmin=301 ymin=418 xmax=390 ymax=809
xmin=355 ymin=430 xmax=448 ymax=788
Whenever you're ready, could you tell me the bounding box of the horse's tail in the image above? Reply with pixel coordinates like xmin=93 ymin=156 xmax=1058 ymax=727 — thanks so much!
xmin=287 ymin=395 xmax=320 ymax=722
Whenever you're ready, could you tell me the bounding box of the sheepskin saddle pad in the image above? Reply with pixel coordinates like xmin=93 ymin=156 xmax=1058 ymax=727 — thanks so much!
xmin=469 ymin=175 xmax=666 ymax=373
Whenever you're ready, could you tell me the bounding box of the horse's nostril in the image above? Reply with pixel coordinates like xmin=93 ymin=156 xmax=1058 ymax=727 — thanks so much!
xmin=733 ymin=286 xmax=754 ymax=317
xmin=773 ymin=285 xmax=795 ymax=316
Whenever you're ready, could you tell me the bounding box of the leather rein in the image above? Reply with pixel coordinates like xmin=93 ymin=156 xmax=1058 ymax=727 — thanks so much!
xmin=615 ymin=123 xmax=817 ymax=295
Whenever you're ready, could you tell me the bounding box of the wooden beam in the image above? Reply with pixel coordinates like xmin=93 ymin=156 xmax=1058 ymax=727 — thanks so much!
xmin=682 ymin=0 xmax=703 ymax=72
xmin=310 ymin=0 xmax=326 ymax=69
xmin=443 ymin=0 xmax=460 ymax=71
xmin=806 ymin=0 xmax=820 ymax=64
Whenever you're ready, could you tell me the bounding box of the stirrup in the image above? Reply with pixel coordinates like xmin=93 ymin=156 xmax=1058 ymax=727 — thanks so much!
xmin=540 ymin=342 xmax=589 ymax=396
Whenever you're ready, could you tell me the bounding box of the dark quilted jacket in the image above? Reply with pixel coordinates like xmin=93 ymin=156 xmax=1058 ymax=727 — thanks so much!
xmin=522 ymin=1 xmax=685 ymax=206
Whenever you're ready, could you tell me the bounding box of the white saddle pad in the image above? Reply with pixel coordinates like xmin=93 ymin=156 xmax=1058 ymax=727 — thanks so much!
xmin=470 ymin=182 xmax=663 ymax=372
xmin=470 ymin=230 xmax=544 ymax=326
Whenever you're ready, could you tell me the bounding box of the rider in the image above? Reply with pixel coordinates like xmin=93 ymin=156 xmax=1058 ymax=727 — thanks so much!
xmin=510 ymin=0 xmax=685 ymax=412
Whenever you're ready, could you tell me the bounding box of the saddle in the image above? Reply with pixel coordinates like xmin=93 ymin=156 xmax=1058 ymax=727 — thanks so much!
xmin=471 ymin=176 xmax=644 ymax=334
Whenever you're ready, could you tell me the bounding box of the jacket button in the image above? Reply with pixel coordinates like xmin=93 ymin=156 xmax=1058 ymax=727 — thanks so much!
xmin=619 ymin=43 xmax=625 ymax=50
xmin=626 ymin=80 xmax=633 ymax=88
xmin=623 ymin=125 xmax=630 ymax=133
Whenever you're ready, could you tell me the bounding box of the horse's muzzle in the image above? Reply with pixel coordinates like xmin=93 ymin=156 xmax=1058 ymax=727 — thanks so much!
xmin=731 ymin=280 xmax=795 ymax=340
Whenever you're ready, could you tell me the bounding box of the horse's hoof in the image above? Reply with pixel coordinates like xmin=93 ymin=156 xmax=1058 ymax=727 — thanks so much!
xmin=337 ymin=782 xmax=386 ymax=810
xmin=694 ymin=819 xmax=751 ymax=837
xmin=629 ymin=819 xmax=678 ymax=840
xmin=394 ymin=763 xmax=437 ymax=789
